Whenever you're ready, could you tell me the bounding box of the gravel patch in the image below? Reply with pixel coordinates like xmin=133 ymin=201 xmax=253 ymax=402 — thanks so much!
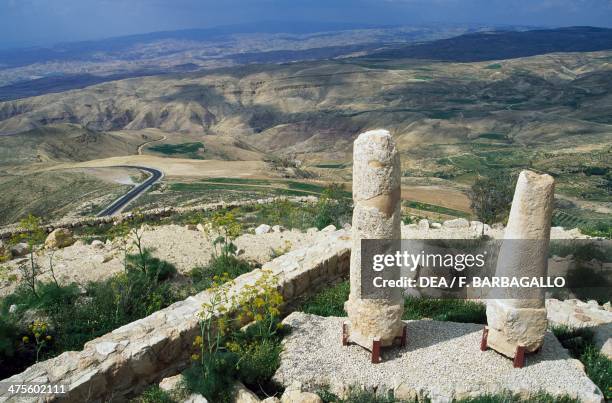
xmin=274 ymin=312 xmax=604 ymax=403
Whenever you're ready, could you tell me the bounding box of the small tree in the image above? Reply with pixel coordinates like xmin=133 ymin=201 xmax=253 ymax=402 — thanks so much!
xmin=468 ymin=171 xmax=516 ymax=227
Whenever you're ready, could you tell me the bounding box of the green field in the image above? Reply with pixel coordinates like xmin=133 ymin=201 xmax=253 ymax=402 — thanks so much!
xmin=404 ymin=200 xmax=471 ymax=219
xmin=148 ymin=142 xmax=205 ymax=159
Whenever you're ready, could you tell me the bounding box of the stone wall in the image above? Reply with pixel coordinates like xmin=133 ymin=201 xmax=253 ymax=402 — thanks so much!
xmin=0 ymin=196 xmax=318 ymax=241
xmin=0 ymin=229 xmax=350 ymax=403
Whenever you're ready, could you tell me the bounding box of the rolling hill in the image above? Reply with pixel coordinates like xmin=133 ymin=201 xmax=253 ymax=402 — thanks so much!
xmin=0 ymin=27 xmax=609 ymax=226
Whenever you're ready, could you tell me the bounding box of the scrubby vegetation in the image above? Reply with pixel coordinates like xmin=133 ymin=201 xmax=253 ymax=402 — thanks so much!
xmin=0 ymin=213 xmax=259 ymax=380
xmin=552 ymin=325 xmax=612 ymax=400
xmin=0 ymin=222 xmax=182 ymax=378
xmin=468 ymin=171 xmax=516 ymax=226
xmin=183 ymin=270 xmax=286 ymax=402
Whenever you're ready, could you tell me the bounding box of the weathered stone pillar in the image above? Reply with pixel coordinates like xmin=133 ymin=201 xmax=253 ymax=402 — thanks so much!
xmin=486 ymin=170 xmax=555 ymax=358
xmin=344 ymin=129 xmax=404 ymax=349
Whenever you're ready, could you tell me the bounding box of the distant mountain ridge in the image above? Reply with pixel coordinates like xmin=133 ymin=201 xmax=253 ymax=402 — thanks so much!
xmin=371 ymin=26 xmax=612 ymax=62
xmin=0 ymin=21 xmax=394 ymax=69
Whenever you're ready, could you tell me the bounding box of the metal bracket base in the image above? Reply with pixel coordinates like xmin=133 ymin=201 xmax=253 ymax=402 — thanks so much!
xmin=343 ymin=322 xmax=407 ymax=364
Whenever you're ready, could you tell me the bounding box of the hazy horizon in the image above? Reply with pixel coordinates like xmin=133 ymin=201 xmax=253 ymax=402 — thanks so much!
xmin=2 ymin=0 xmax=612 ymax=50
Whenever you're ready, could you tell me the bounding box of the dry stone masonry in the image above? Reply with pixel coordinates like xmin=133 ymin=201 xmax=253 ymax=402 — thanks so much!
xmin=344 ymin=129 xmax=405 ymax=355
xmin=0 ymin=229 xmax=350 ymax=402
xmin=485 ymin=170 xmax=555 ymax=363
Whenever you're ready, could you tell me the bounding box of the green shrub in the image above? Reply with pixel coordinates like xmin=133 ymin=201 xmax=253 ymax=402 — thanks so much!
xmin=299 ymin=281 xmax=349 ymax=317
xmin=189 ymin=254 xmax=253 ymax=291
xmin=234 ymin=339 xmax=282 ymax=388
xmin=183 ymin=352 xmax=238 ymax=403
xmin=313 ymin=184 xmax=352 ymax=230
xmin=126 ymin=249 xmax=177 ymax=282
xmin=2 ymin=282 xmax=80 ymax=315
xmin=133 ymin=386 xmax=177 ymax=403
xmin=226 ymin=319 xmax=287 ymax=394
xmin=577 ymin=221 xmax=611 ymax=239
xmin=552 ymin=325 xmax=611 ymax=399
xmin=45 ymin=268 xmax=177 ymax=352
xmin=318 ymin=387 xmax=399 ymax=403
xmin=0 ymin=250 xmax=179 ymax=377
xmin=581 ymin=346 xmax=612 ymax=400
xmin=0 ymin=316 xmax=19 ymax=378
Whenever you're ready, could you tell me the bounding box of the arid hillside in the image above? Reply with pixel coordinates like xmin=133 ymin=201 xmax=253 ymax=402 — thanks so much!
xmin=0 ymin=28 xmax=610 ymax=228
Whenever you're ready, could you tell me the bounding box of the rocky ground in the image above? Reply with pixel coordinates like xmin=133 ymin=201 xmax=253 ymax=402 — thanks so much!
xmin=274 ymin=312 xmax=604 ymax=403
xmin=0 ymin=224 xmax=330 ymax=297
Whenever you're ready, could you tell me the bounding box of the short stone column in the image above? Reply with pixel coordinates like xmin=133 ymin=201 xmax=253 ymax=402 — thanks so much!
xmin=344 ymin=129 xmax=405 ymax=355
xmin=485 ymin=170 xmax=555 ymax=362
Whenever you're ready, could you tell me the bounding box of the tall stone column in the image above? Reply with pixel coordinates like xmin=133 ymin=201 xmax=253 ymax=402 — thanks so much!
xmin=485 ymin=170 xmax=555 ymax=359
xmin=344 ymin=129 xmax=404 ymax=351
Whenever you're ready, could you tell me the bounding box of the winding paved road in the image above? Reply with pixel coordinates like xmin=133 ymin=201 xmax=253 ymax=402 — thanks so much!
xmin=97 ymin=166 xmax=163 ymax=217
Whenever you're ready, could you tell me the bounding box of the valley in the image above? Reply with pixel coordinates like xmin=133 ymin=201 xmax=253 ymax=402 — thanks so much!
xmin=0 ymin=27 xmax=610 ymax=230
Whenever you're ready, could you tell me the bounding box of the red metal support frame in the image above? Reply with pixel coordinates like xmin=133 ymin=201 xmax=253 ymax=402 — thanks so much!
xmin=372 ymin=338 xmax=382 ymax=364
xmin=513 ymin=345 xmax=526 ymax=368
xmin=480 ymin=326 xmax=489 ymax=351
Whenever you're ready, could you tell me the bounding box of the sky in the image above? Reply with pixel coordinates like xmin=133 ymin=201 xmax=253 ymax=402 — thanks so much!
xmin=1 ymin=0 xmax=612 ymax=49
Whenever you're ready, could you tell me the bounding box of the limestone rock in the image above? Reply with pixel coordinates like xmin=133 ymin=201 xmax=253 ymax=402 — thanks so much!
xmin=91 ymin=240 xmax=105 ymax=249
xmin=255 ymin=224 xmax=271 ymax=235
xmin=272 ymin=225 xmax=284 ymax=233
xmin=11 ymin=242 xmax=31 ymax=257
xmin=45 ymin=228 xmax=75 ymax=249
xmin=395 ymin=383 xmax=418 ymax=401
xmin=184 ymin=393 xmax=209 ymax=403
xmin=95 ymin=341 xmax=118 ymax=357
xmin=418 ymin=219 xmax=429 ymax=230
xmin=92 ymin=255 xmax=105 ymax=264
xmin=321 ymin=225 xmax=336 ymax=232
xmin=262 ymin=398 xmax=281 ymax=403
xmin=159 ymin=374 xmax=183 ymax=391
xmin=601 ymin=338 xmax=612 ymax=359
xmin=431 ymin=222 xmax=442 ymax=229
xmin=234 ymin=381 xmax=261 ymax=402
xmin=280 ymin=390 xmax=322 ymax=403
xmin=443 ymin=218 xmax=469 ymax=229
